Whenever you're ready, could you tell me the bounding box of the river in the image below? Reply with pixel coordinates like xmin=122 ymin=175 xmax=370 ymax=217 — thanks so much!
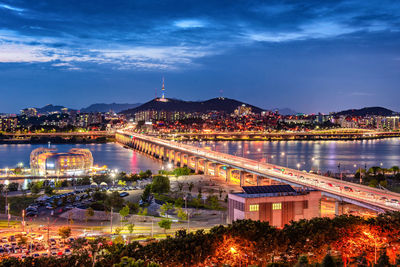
xmin=1 ymin=138 xmax=400 ymax=176
xmin=193 ymin=138 xmax=400 ymax=174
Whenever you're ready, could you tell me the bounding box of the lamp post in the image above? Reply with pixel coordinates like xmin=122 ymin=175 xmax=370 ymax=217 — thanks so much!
xmin=281 ymin=152 xmax=288 ymax=168
xmin=354 ymin=164 xmax=362 ymax=184
xmin=296 ymin=163 xmax=301 ymax=170
xmin=4 ymin=179 xmax=9 ymax=227
xmin=312 ymin=157 xmax=320 ymax=174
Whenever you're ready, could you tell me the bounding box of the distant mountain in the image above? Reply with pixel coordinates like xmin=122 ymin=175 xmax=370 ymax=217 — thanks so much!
xmin=35 ymin=104 xmax=73 ymax=114
xmin=120 ymin=97 xmax=263 ymax=115
xmin=335 ymin=107 xmax=395 ymax=116
xmin=81 ymin=103 xmax=142 ymax=113
xmin=271 ymin=108 xmax=299 ymax=115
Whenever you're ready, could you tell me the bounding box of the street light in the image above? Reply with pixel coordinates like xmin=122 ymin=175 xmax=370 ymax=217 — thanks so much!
xmin=281 ymin=152 xmax=288 ymax=167
xmin=296 ymin=163 xmax=301 ymax=170
xmin=4 ymin=180 xmax=9 ymax=227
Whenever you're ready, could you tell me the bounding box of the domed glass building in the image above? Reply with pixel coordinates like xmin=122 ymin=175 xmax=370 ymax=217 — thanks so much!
xmin=30 ymin=148 xmax=93 ymax=176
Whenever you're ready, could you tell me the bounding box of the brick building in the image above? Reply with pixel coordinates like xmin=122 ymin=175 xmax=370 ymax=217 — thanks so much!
xmin=228 ymin=185 xmax=322 ymax=228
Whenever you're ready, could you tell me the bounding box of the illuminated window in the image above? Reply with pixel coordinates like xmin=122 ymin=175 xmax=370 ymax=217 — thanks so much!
xmin=272 ymin=203 xmax=282 ymax=210
xmin=249 ymin=204 xmax=259 ymax=211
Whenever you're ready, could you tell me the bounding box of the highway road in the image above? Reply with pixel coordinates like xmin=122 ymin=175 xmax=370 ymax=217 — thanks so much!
xmin=119 ymin=130 xmax=400 ymax=213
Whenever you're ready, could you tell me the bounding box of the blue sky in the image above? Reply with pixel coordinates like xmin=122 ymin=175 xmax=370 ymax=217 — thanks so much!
xmin=1 ymin=0 xmax=400 ymax=113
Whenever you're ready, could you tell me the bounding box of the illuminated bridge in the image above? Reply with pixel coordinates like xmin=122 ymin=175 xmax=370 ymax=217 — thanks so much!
xmin=154 ymin=130 xmax=400 ymax=141
xmin=116 ymin=130 xmax=400 ymax=213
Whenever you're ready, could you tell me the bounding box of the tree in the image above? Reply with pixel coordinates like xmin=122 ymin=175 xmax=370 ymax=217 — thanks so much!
xmin=44 ymin=186 xmax=54 ymax=196
xmin=85 ymin=207 xmax=95 ymax=223
xmin=160 ymin=202 xmax=174 ymax=218
xmin=105 ymin=191 xmax=124 ymax=210
xmin=58 ymin=226 xmax=72 ymax=241
xmin=177 ymin=208 xmax=188 ymax=221
xmin=177 ymin=182 xmax=184 ymax=192
xmin=377 ymin=249 xmax=390 ymax=267
xmin=296 ymin=255 xmax=309 ymax=267
xmin=321 ymin=253 xmax=336 ymax=267
xmin=174 ymin=198 xmax=184 ymax=208
xmin=141 ymin=184 xmax=151 ymax=202
xmin=188 ymin=182 xmax=194 ymax=192
xmin=391 ymin=165 xmax=400 ymax=175
xmin=118 ymin=180 xmax=127 ymax=187
xmin=30 ymin=183 xmax=41 ymax=195
xmin=138 ymin=207 xmax=148 ymax=216
xmin=126 ymin=223 xmax=135 ymax=234
xmin=119 ymin=205 xmax=130 ymax=222
xmin=158 ymin=219 xmax=171 ymax=236
xmin=151 ymin=175 xmax=170 ymax=194
xmin=207 ymin=195 xmax=220 ymax=210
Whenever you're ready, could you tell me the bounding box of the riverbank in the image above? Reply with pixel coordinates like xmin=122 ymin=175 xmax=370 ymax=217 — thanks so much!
xmin=0 ymin=137 xmax=115 ymax=144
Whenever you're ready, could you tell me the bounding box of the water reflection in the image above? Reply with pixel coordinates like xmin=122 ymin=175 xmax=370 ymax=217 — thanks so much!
xmin=195 ymin=138 xmax=400 ymax=173
xmin=0 ymin=143 xmax=163 ymax=174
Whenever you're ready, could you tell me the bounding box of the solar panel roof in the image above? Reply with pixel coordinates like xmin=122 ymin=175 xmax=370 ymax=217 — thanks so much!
xmin=242 ymin=185 xmax=296 ymax=194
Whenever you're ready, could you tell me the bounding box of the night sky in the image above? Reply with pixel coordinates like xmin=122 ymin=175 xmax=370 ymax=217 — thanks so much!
xmin=1 ymin=0 xmax=400 ymax=114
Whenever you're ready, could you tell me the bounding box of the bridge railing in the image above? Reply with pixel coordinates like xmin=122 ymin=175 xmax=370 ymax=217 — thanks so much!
xmin=118 ymin=130 xmax=400 ymax=211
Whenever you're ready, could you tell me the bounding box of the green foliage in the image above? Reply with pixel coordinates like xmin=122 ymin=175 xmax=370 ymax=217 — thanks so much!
xmin=160 ymin=202 xmax=174 ymax=218
xmin=188 ymin=182 xmax=194 ymax=192
xmin=105 ymin=191 xmax=124 ymax=210
xmin=158 ymin=218 xmax=172 ymax=235
xmin=207 ymin=195 xmax=220 ymax=210
xmin=44 ymin=186 xmax=54 ymax=196
xmin=138 ymin=207 xmax=148 ymax=216
xmin=177 ymin=207 xmax=188 ymax=221
xmin=119 ymin=205 xmax=130 ymax=221
xmin=151 ymin=175 xmax=170 ymax=194
xmin=30 ymin=182 xmax=41 ymax=195
xmin=126 ymin=223 xmax=135 ymax=234
xmin=172 ymin=167 xmax=192 ymax=177
xmin=127 ymin=202 xmax=139 ymax=214
xmin=58 ymin=226 xmax=72 ymax=239
xmin=174 ymin=197 xmax=184 ymax=208
xmin=141 ymin=184 xmax=151 ymax=202
xmin=114 ymin=257 xmax=160 ymax=267
xmin=7 ymin=182 xmax=19 ymax=192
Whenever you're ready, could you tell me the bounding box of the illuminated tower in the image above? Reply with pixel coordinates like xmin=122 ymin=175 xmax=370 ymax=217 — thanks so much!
xmin=161 ymin=77 xmax=165 ymax=99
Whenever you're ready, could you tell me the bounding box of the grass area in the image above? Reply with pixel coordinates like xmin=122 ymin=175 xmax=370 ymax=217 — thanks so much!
xmin=0 ymin=220 xmax=19 ymax=228
xmin=155 ymin=194 xmax=226 ymax=211
xmin=0 ymin=194 xmax=36 ymax=216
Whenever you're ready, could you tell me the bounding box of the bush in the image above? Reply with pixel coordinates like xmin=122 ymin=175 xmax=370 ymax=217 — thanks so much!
xmin=151 ymin=175 xmax=170 ymax=194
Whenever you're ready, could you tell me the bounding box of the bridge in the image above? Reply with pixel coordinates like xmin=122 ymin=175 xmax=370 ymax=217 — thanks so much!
xmin=153 ymin=129 xmax=400 ymax=141
xmin=116 ymin=130 xmax=400 ymax=213
xmin=2 ymin=131 xmax=114 ymax=138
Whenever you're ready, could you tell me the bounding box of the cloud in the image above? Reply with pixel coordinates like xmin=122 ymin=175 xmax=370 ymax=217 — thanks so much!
xmin=0 ymin=3 xmax=24 ymax=12
xmin=174 ymin=19 xmax=207 ymax=29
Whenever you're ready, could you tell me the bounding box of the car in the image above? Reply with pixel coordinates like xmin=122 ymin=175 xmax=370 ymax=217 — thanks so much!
xmin=26 ymin=211 xmax=38 ymax=217
xmin=41 ymin=253 xmax=48 ymax=257
xmin=51 ymin=251 xmax=57 ymax=256
xmin=64 ymin=248 xmax=71 ymax=255
xmin=8 ymin=236 xmax=15 ymax=242
xmin=46 ymin=205 xmax=54 ymax=210
xmin=33 ymin=253 xmax=40 ymax=258
xmin=67 ymin=237 xmax=75 ymax=243
xmin=50 ymin=239 xmax=57 ymax=245
xmin=119 ymin=192 xmax=129 ymax=197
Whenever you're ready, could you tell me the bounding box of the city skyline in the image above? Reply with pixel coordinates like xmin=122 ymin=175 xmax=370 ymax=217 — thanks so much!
xmin=1 ymin=0 xmax=400 ymax=113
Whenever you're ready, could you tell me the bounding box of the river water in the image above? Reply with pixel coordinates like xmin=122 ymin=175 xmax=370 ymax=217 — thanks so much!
xmin=193 ymin=138 xmax=400 ymax=174
xmin=0 ymin=143 xmax=163 ymax=173
xmin=1 ymin=138 xmax=400 ymax=176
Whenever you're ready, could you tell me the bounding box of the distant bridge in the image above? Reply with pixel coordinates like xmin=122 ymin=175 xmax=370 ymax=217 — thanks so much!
xmin=2 ymin=131 xmax=115 ymax=138
xmin=154 ymin=130 xmax=400 ymax=141
xmin=117 ymin=130 xmax=400 ymax=213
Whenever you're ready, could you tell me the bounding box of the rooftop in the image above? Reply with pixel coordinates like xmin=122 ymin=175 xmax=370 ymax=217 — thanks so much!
xmin=233 ymin=185 xmax=309 ymax=198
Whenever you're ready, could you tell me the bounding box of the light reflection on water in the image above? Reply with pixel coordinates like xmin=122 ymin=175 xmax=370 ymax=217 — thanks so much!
xmin=194 ymin=138 xmax=400 ymax=173
xmin=0 ymin=143 xmax=163 ymax=174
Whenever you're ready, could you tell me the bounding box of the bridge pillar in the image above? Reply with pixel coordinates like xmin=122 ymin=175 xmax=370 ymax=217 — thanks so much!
xmin=194 ymin=158 xmax=199 ymax=174
xmin=254 ymin=174 xmax=260 ymax=186
xmin=180 ymin=154 xmax=185 ymax=168
xmin=239 ymin=171 xmax=245 ymax=187
xmin=335 ymin=201 xmax=343 ymax=216
xmin=175 ymin=152 xmax=181 ymax=166
xmin=225 ymin=167 xmax=232 ymax=182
